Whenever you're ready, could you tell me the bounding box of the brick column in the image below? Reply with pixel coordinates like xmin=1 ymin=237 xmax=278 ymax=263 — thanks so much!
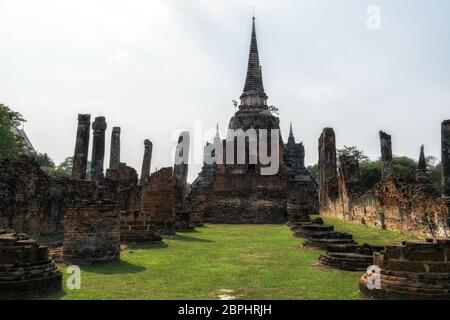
xmin=71 ymin=114 xmax=91 ymax=180
xmin=91 ymin=116 xmax=107 ymax=181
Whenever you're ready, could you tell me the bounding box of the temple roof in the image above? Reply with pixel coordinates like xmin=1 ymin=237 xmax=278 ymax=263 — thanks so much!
xmin=241 ymin=17 xmax=267 ymax=100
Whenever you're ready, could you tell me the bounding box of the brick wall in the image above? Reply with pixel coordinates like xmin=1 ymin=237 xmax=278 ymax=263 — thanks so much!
xmin=140 ymin=167 xmax=175 ymax=234
xmin=63 ymin=200 xmax=121 ymax=264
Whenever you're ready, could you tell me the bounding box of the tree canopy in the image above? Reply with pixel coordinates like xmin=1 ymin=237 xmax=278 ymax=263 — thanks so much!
xmin=0 ymin=104 xmax=25 ymax=158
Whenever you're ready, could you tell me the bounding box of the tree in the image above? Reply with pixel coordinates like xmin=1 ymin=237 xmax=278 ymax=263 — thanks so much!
xmin=428 ymin=160 xmax=442 ymax=193
xmin=57 ymin=156 xmax=73 ymax=173
xmin=267 ymin=105 xmax=279 ymax=115
xmin=359 ymin=160 xmax=382 ymax=190
xmin=0 ymin=104 xmax=26 ymax=158
xmin=29 ymin=152 xmax=55 ymax=168
xmin=392 ymin=156 xmax=417 ymax=177
xmin=306 ymin=164 xmax=319 ymax=180
xmin=337 ymin=146 xmax=370 ymax=163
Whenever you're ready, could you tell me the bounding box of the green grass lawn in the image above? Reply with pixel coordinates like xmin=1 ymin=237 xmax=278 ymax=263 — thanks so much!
xmin=49 ymin=220 xmax=417 ymax=300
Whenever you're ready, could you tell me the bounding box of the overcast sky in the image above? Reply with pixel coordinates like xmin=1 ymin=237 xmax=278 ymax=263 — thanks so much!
xmin=1 ymin=0 xmax=449 ymax=182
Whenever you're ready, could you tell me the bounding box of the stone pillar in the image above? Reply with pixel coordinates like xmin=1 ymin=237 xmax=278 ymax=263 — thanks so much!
xmin=442 ymin=120 xmax=450 ymax=197
xmin=109 ymin=127 xmax=121 ymax=170
xmin=318 ymin=128 xmax=338 ymax=213
xmin=91 ymin=116 xmax=107 ymax=181
xmin=173 ymin=132 xmax=190 ymax=229
xmin=379 ymin=131 xmax=394 ymax=179
xmin=140 ymin=139 xmax=153 ymax=185
xmin=71 ymin=114 xmax=91 ymax=180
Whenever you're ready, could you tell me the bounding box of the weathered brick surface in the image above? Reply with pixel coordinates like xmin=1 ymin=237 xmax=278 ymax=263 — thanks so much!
xmin=141 ymin=167 xmax=175 ymax=235
xmin=319 ymin=244 xmax=384 ymax=271
xmin=105 ymin=163 xmax=141 ymax=213
xmin=63 ymin=200 xmax=121 ymax=265
xmin=319 ymin=127 xmax=450 ymax=238
xmin=360 ymin=239 xmax=450 ymax=300
xmin=0 ymin=156 xmax=99 ymax=243
xmin=0 ymin=231 xmax=62 ymax=299
xmin=0 ymin=156 xmax=148 ymax=246
xmin=322 ymin=172 xmax=450 ymax=238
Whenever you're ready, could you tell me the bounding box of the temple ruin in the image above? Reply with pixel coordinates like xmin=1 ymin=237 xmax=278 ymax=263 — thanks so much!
xmin=317 ymin=124 xmax=450 ymax=239
xmin=0 ymin=16 xmax=449 ymax=301
xmin=188 ymin=18 xmax=318 ymax=224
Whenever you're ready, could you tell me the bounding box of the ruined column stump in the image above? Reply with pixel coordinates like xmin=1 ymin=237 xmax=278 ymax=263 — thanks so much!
xmin=0 ymin=231 xmax=62 ymax=299
xmin=359 ymin=239 xmax=450 ymax=300
xmin=63 ymin=200 xmax=121 ymax=265
xmin=141 ymin=167 xmax=176 ymax=236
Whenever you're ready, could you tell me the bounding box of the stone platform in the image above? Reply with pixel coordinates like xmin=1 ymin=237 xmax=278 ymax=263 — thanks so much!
xmin=319 ymin=244 xmax=384 ymax=271
xmin=303 ymin=231 xmax=356 ymax=250
xmin=0 ymin=231 xmax=62 ymax=299
xmin=359 ymin=239 xmax=450 ymax=300
xmin=120 ymin=220 xmax=162 ymax=245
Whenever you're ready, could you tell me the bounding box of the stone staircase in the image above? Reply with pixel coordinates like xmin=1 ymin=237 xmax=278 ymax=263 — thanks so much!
xmin=289 ymin=216 xmax=383 ymax=271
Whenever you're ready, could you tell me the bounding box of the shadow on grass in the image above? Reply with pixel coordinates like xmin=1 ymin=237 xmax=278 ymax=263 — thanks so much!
xmin=172 ymin=234 xmax=214 ymax=243
xmin=125 ymin=242 xmax=169 ymax=250
xmin=83 ymin=260 xmax=147 ymax=275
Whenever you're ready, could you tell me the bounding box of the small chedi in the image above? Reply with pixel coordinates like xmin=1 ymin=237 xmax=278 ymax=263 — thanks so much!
xmin=360 ymin=239 xmax=450 ymax=300
xmin=0 ymin=230 xmax=62 ymax=299
xmin=63 ymin=200 xmax=121 ymax=265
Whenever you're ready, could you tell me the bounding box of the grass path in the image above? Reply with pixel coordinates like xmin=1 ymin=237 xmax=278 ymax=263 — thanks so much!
xmin=50 ymin=221 xmax=417 ymax=300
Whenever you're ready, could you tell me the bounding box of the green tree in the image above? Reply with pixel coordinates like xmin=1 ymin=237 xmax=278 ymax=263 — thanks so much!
xmin=428 ymin=160 xmax=442 ymax=193
xmin=337 ymin=145 xmax=370 ymax=163
xmin=359 ymin=156 xmax=418 ymax=191
xmin=58 ymin=156 xmax=73 ymax=173
xmin=359 ymin=160 xmax=382 ymax=190
xmin=0 ymin=104 xmax=26 ymax=157
xmin=29 ymin=152 xmax=55 ymax=168
xmin=393 ymin=156 xmax=417 ymax=177
xmin=307 ymin=164 xmax=319 ymax=180
xmin=268 ymin=105 xmax=279 ymax=115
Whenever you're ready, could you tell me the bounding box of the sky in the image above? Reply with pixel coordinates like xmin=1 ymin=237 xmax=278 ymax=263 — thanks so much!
xmin=1 ymin=0 xmax=449 ymax=182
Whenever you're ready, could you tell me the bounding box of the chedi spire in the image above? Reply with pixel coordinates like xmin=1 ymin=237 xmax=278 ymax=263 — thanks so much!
xmin=240 ymin=17 xmax=268 ymax=107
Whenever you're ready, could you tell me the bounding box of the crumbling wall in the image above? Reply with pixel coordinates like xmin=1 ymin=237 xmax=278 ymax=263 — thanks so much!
xmin=318 ymin=126 xmax=450 ymax=238
xmin=140 ymin=167 xmax=175 ymax=234
xmin=63 ymin=199 xmax=121 ymax=264
xmin=105 ymin=163 xmax=141 ymax=214
xmin=0 ymin=156 xmax=132 ymax=244
xmin=321 ymin=167 xmax=450 ymax=238
xmin=0 ymin=156 xmax=98 ymax=242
